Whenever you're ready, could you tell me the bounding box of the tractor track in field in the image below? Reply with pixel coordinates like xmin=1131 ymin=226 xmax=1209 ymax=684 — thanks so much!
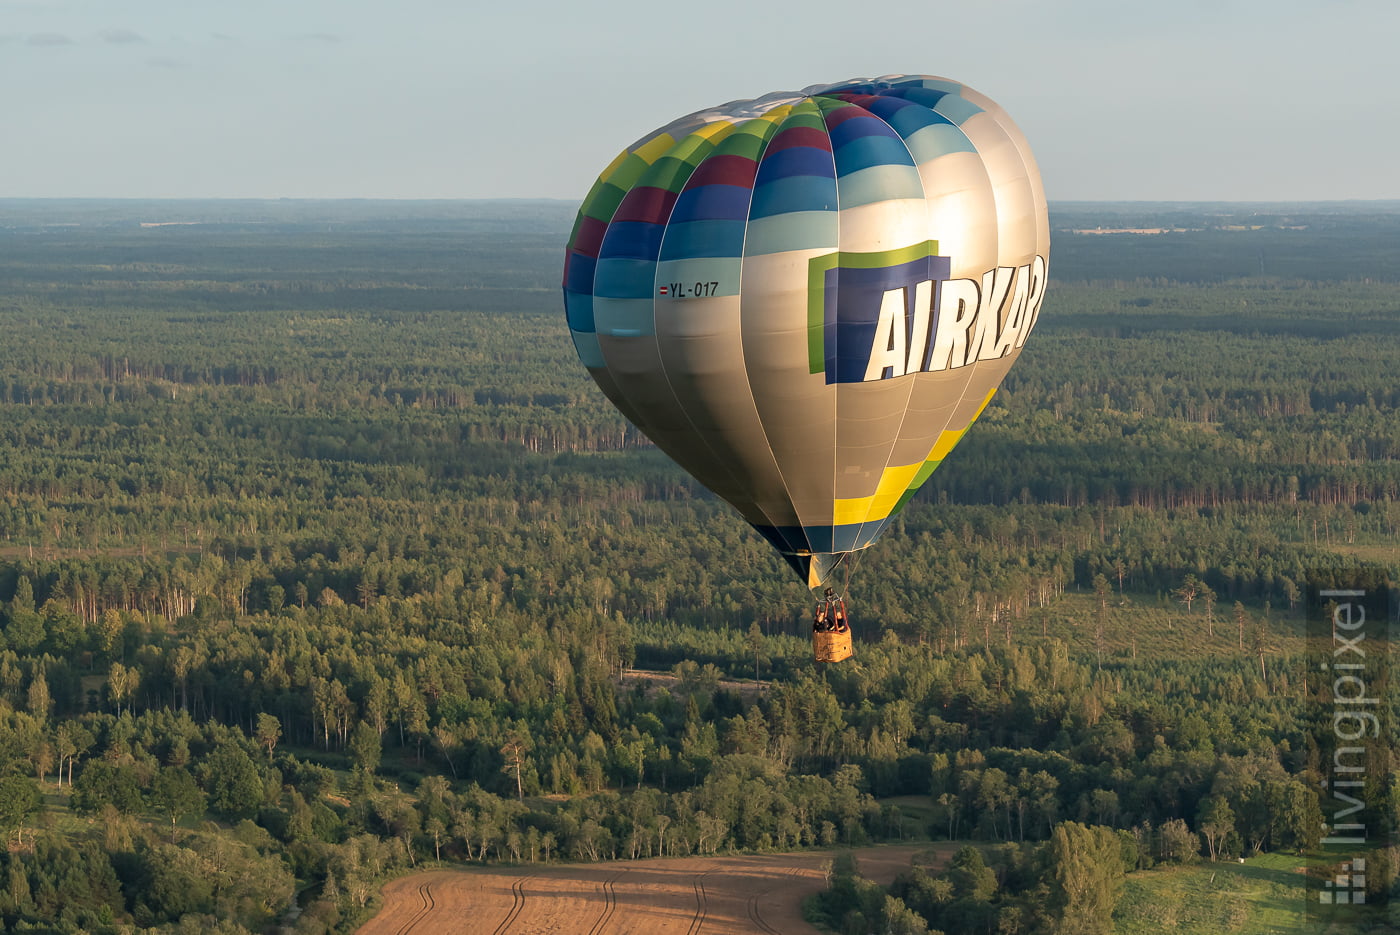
xmin=394 ymin=880 xmax=434 ymax=935
xmin=685 ymin=869 xmax=713 ymax=935
xmin=490 ymin=875 xmax=532 ymax=935
xmin=585 ymin=870 xmax=624 ymax=935
xmin=745 ymin=866 xmax=801 ymax=935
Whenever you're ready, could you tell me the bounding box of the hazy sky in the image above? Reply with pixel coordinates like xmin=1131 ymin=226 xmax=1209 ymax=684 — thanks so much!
xmin=4 ymin=0 xmax=1397 ymax=203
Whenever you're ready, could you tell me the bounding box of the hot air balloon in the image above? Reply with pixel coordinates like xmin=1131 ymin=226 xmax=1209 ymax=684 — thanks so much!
xmin=563 ymin=75 xmax=1048 ymax=644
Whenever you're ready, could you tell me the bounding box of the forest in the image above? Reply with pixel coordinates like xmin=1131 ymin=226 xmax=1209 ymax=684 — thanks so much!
xmin=0 ymin=198 xmax=1396 ymax=934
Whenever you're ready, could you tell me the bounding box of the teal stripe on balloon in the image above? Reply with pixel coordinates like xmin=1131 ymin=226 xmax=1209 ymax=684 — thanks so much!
xmin=743 ymin=211 xmax=837 ymax=256
xmin=902 ymin=123 xmax=977 ymax=163
xmin=749 ymin=175 xmax=838 ymax=218
xmin=658 ymin=219 xmax=748 ymax=260
xmin=594 ymin=257 xmax=659 ymax=299
xmin=832 ymin=134 xmax=916 ymax=175
xmin=834 ymin=164 xmax=923 ymax=208
xmin=931 ymin=94 xmax=984 ymax=126
xmin=570 ymin=329 xmax=605 ymax=368
xmin=593 ymin=296 xmax=655 ymax=337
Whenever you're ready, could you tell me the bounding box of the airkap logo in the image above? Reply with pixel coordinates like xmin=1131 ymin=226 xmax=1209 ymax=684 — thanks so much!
xmin=804 ymin=242 xmax=1046 ymax=384
xmin=1306 ymin=568 xmax=1395 ymax=924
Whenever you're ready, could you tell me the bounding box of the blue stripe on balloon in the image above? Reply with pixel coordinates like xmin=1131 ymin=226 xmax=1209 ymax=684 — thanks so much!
xmin=854 ymin=513 xmax=897 ymax=547
xmin=828 ymin=114 xmax=905 ymax=154
xmin=669 ymin=184 xmax=753 ymax=223
xmin=833 ymin=135 xmax=916 ymax=176
xmin=564 ymin=253 xmax=596 ymax=295
xmin=891 ymin=77 xmax=962 ymax=96
xmin=750 ymin=523 xmax=873 ymax=554
xmin=748 ymin=522 xmax=811 ymax=557
xmin=883 ymin=87 xmax=951 ymax=111
xmin=830 ymin=523 xmax=867 ymax=553
xmin=598 ymin=221 xmax=665 ymax=261
xmin=867 ymin=97 xmax=954 ymax=138
xmin=564 ymin=290 xmax=594 ymax=333
xmin=755 ymin=146 xmax=836 ymax=184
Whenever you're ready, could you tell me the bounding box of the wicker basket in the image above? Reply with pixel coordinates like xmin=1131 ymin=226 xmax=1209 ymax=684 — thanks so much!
xmin=814 ymin=628 xmax=853 ymax=663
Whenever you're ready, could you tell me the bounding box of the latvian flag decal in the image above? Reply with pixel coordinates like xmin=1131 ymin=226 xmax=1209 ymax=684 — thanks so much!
xmin=658 ymin=285 xmax=668 ymax=296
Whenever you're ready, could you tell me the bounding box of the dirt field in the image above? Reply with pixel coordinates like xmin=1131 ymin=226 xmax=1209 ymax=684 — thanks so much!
xmin=358 ymin=844 xmax=947 ymax=935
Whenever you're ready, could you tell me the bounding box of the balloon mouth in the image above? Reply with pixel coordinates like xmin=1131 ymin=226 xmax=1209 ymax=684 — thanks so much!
xmin=781 ymin=551 xmax=858 ymax=590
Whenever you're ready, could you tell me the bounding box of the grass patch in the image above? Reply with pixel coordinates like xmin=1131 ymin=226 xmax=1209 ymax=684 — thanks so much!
xmin=1115 ymin=855 xmax=1330 ymax=934
xmin=878 ymin=795 xmax=937 ymax=841
xmin=1326 ymin=542 xmax=1400 ymax=564
xmin=1004 ymin=590 xmax=1305 ymax=664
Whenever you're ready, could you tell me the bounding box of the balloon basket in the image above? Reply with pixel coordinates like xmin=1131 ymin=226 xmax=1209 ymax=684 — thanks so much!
xmin=814 ymin=628 xmax=853 ymax=663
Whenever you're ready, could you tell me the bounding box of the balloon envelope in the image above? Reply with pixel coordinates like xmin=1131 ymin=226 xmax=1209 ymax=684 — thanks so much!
xmin=564 ymin=75 xmax=1049 ymax=588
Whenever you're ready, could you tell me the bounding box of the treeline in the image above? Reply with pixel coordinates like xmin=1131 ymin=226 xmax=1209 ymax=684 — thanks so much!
xmin=0 ymin=493 xmax=1354 ymax=660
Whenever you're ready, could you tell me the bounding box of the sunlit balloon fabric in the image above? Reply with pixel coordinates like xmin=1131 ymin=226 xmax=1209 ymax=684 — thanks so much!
xmin=564 ymin=75 xmax=1049 ymax=588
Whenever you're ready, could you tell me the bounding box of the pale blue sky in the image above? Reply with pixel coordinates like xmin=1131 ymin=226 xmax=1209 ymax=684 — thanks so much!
xmin=4 ymin=0 xmax=1397 ymax=202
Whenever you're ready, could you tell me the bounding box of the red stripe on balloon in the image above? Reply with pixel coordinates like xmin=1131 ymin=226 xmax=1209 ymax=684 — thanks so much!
xmin=610 ymin=186 xmax=680 ymax=225
xmin=763 ymin=126 xmax=832 ymax=155
xmin=682 ymin=154 xmax=759 ymax=190
xmin=571 ymin=215 xmax=609 ymax=258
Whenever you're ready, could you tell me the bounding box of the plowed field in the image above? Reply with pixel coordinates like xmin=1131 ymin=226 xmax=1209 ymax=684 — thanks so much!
xmin=358 ymin=845 xmax=946 ymax=935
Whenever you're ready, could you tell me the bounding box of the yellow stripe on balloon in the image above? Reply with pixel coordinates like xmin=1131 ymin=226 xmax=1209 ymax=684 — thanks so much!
xmin=970 ymin=387 xmax=997 ymax=421
xmin=689 ymin=120 xmax=736 ymax=143
xmin=928 ymin=387 xmax=998 ymax=460
xmin=832 ymin=388 xmax=1001 ymax=526
xmin=633 ymin=132 xmax=678 ymax=165
xmin=597 ymin=149 xmax=629 ymax=182
xmin=832 ymin=460 xmax=923 ymax=525
xmin=927 ymin=427 xmax=965 ymax=462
